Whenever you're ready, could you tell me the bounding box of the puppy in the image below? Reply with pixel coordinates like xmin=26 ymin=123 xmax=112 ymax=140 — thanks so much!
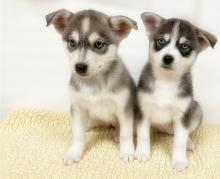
xmin=46 ymin=9 xmax=137 ymax=164
xmin=135 ymin=12 xmax=217 ymax=170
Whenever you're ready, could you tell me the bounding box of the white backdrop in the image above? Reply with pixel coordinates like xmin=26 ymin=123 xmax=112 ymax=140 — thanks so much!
xmin=0 ymin=0 xmax=220 ymax=123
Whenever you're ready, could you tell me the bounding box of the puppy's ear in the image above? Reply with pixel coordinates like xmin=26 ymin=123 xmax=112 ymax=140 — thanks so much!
xmin=141 ymin=12 xmax=164 ymax=34
xmin=46 ymin=9 xmax=73 ymax=34
xmin=109 ymin=16 xmax=138 ymax=41
xmin=196 ymin=28 xmax=217 ymax=52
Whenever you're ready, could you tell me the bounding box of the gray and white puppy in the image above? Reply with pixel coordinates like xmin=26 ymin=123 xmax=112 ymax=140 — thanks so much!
xmin=46 ymin=9 xmax=137 ymax=164
xmin=135 ymin=12 xmax=217 ymax=171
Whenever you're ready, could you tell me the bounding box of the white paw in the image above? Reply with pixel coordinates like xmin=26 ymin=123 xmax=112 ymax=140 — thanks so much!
xmin=172 ymin=158 xmax=188 ymax=171
xmin=63 ymin=148 xmax=82 ymax=165
xmin=135 ymin=150 xmax=150 ymax=161
xmin=120 ymin=146 xmax=134 ymax=162
xmin=120 ymin=152 xmax=134 ymax=162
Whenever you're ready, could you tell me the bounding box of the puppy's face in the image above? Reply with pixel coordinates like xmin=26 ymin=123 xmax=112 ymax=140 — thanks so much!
xmin=141 ymin=12 xmax=217 ymax=74
xmin=46 ymin=9 xmax=137 ymax=78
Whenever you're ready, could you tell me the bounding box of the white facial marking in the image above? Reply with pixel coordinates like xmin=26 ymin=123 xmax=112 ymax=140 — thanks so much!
xmin=88 ymin=32 xmax=100 ymax=44
xmin=70 ymin=31 xmax=79 ymax=42
xmin=84 ymin=44 xmax=117 ymax=77
xmin=164 ymin=34 xmax=170 ymax=42
xmin=171 ymin=22 xmax=180 ymax=44
xmin=82 ymin=17 xmax=90 ymax=34
xmin=179 ymin=37 xmax=187 ymax=44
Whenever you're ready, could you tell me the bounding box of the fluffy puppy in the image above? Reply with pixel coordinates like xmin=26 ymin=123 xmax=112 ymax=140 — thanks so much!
xmin=135 ymin=12 xmax=217 ymax=171
xmin=46 ymin=9 xmax=137 ymax=164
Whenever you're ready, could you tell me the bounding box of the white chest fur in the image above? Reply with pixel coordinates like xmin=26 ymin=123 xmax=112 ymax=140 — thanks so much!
xmin=139 ymin=79 xmax=191 ymax=126
xmin=70 ymin=85 xmax=126 ymax=124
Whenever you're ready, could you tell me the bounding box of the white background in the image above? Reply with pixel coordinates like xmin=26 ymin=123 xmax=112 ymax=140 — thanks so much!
xmin=0 ymin=0 xmax=219 ymax=123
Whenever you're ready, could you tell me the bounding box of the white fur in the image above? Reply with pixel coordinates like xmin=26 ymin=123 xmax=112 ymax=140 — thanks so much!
xmin=135 ymin=117 xmax=150 ymax=161
xmin=64 ymin=106 xmax=86 ymax=164
xmin=138 ymin=75 xmax=191 ymax=128
xmin=81 ymin=17 xmax=90 ymax=34
xmin=172 ymin=119 xmax=189 ymax=171
xmin=84 ymin=45 xmax=117 ymax=77
xmin=88 ymin=32 xmax=100 ymax=43
xmin=164 ymin=33 xmax=170 ymax=42
xmin=70 ymin=31 xmax=79 ymax=42
xmin=179 ymin=37 xmax=187 ymax=44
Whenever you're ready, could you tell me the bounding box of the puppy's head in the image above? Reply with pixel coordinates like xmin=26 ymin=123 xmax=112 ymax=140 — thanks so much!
xmin=46 ymin=9 xmax=137 ymax=78
xmin=141 ymin=12 xmax=217 ymax=74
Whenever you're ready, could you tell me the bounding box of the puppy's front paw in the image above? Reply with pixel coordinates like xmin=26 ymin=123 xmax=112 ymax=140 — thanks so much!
xmin=63 ymin=148 xmax=82 ymax=165
xmin=135 ymin=150 xmax=150 ymax=162
xmin=120 ymin=152 xmax=134 ymax=162
xmin=172 ymin=158 xmax=188 ymax=171
xmin=120 ymin=146 xmax=134 ymax=162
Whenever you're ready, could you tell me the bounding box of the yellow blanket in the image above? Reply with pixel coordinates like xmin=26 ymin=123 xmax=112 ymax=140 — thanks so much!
xmin=0 ymin=108 xmax=220 ymax=179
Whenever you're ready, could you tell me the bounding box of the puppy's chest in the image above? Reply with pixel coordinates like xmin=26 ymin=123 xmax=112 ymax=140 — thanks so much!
xmin=151 ymin=80 xmax=179 ymax=106
xmin=141 ymin=80 xmax=190 ymax=125
xmin=72 ymin=87 xmax=117 ymax=120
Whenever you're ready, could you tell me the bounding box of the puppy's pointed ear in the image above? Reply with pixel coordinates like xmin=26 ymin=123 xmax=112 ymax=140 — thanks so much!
xmin=196 ymin=28 xmax=217 ymax=52
xmin=46 ymin=9 xmax=73 ymax=34
xmin=141 ymin=12 xmax=164 ymax=34
xmin=109 ymin=16 xmax=138 ymax=41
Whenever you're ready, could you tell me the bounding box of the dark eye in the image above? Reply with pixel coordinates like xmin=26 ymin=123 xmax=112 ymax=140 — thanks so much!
xmin=157 ymin=37 xmax=166 ymax=46
xmin=67 ymin=39 xmax=77 ymax=48
xmin=94 ymin=41 xmax=105 ymax=49
xmin=181 ymin=42 xmax=191 ymax=51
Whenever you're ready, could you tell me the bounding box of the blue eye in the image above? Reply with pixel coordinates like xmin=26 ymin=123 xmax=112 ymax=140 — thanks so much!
xmin=94 ymin=41 xmax=105 ymax=49
xmin=181 ymin=42 xmax=191 ymax=51
xmin=157 ymin=37 xmax=166 ymax=46
xmin=67 ymin=39 xmax=76 ymax=47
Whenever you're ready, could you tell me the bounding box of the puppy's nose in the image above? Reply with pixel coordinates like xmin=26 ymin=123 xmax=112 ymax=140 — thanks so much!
xmin=75 ymin=63 xmax=88 ymax=75
xmin=163 ymin=55 xmax=174 ymax=65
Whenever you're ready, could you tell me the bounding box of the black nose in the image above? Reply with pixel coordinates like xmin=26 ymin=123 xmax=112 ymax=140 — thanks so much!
xmin=163 ymin=55 xmax=174 ymax=65
xmin=75 ymin=63 xmax=88 ymax=74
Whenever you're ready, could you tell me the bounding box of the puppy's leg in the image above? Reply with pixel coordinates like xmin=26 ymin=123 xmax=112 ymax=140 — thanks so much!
xmin=64 ymin=107 xmax=87 ymax=165
xmin=172 ymin=118 xmax=189 ymax=171
xmin=118 ymin=111 xmax=134 ymax=162
xmin=172 ymin=101 xmax=202 ymax=170
xmin=135 ymin=113 xmax=151 ymax=161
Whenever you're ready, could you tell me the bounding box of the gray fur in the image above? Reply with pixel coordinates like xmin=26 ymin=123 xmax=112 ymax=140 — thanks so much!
xmin=182 ymin=100 xmax=203 ymax=129
xmin=178 ymin=72 xmax=193 ymax=98
xmin=137 ymin=62 xmax=155 ymax=93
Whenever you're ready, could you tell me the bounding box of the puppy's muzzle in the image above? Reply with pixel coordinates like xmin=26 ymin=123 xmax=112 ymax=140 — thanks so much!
xmin=75 ymin=63 xmax=88 ymax=75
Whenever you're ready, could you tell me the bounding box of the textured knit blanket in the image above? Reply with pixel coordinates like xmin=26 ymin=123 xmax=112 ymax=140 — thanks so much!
xmin=0 ymin=108 xmax=220 ymax=179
